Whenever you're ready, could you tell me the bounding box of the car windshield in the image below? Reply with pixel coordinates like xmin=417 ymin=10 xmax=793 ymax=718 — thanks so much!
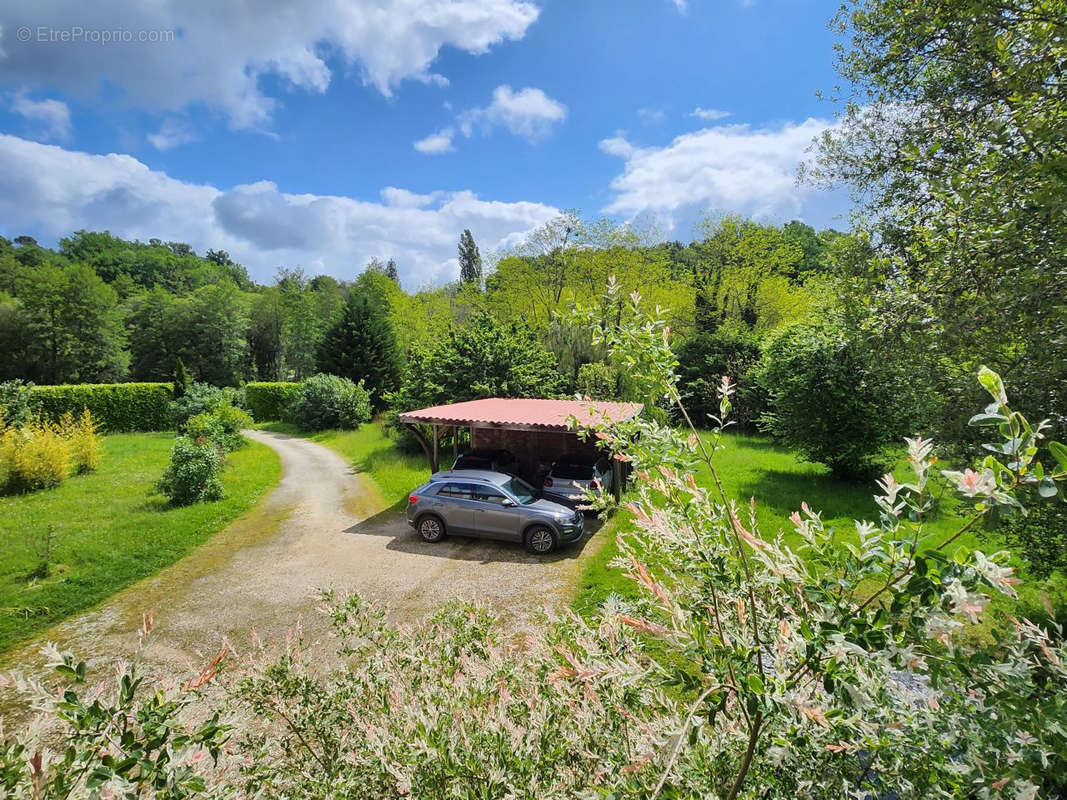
xmin=553 ymin=462 xmax=596 ymax=480
xmin=503 ymin=477 xmax=538 ymax=504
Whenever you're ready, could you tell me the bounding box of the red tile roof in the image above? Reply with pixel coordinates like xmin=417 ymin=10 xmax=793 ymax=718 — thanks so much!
xmin=397 ymin=397 xmax=643 ymax=430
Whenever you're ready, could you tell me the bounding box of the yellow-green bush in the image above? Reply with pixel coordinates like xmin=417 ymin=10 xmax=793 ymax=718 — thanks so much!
xmin=0 ymin=411 xmax=102 ymax=493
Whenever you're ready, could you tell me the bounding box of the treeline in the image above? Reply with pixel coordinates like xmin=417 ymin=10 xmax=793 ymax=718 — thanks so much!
xmin=0 ymin=217 xmax=841 ymax=401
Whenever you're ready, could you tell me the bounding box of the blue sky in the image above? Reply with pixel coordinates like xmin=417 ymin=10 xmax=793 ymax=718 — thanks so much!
xmin=0 ymin=0 xmax=849 ymax=286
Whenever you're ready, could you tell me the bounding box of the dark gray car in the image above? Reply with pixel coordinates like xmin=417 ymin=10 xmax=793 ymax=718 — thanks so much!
xmin=406 ymin=469 xmax=583 ymax=554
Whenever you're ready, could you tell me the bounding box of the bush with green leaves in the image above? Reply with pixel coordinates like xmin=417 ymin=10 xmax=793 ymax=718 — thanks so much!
xmin=758 ymin=316 xmax=924 ymax=479
xmin=289 ymin=373 xmax=371 ymax=432
xmin=28 ymin=382 xmax=172 ymax=432
xmin=167 ymin=381 xmax=226 ymax=429
xmin=676 ymin=326 xmax=764 ymax=429
xmin=243 ymin=381 xmax=301 ymax=422
xmin=156 ymin=435 xmax=224 ymax=505
xmin=185 ymin=403 xmax=251 ymax=453
xmin=0 ymin=379 xmax=33 ymax=427
xmin=575 ymin=361 xmax=617 ymax=400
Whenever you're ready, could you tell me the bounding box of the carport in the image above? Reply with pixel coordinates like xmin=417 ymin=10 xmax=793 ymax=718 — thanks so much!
xmin=397 ymin=397 xmax=642 ymax=500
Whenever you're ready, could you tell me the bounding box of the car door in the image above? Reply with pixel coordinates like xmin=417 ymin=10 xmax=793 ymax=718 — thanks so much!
xmin=434 ymin=482 xmax=478 ymax=534
xmin=471 ymin=486 xmax=523 ymax=542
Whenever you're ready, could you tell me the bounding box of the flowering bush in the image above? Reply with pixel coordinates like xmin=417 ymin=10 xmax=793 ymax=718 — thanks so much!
xmin=3 ymin=284 xmax=1066 ymax=798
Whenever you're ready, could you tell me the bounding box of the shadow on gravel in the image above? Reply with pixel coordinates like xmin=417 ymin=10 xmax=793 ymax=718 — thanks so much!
xmin=342 ymin=502 xmax=604 ymax=565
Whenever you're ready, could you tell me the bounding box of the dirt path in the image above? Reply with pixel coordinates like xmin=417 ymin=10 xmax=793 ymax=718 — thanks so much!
xmin=2 ymin=431 xmax=601 ymax=709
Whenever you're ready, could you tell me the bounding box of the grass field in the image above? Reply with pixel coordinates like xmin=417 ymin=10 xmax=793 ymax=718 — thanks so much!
xmin=0 ymin=433 xmax=281 ymax=655
xmin=573 ymin=431 xmax=973 ymax=616
xmin=260 ymin=419 xmax=426 ymax=508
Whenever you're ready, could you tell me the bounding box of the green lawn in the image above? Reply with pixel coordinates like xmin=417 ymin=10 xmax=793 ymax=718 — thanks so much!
xmin=0 ymin=433 xmax=281 ymax=655
xmin=574 ymin=431 xmax=972 ymax=616
xmin=260 ymin=419 xmax=427 ymax=508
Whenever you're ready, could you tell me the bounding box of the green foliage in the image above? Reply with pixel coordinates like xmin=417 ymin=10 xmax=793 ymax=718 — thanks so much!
xmin=0 ymin=379 xmax=33 ymax=427
xmin=290 ymin=373 xmax=372 ymax=432
xmin=999 ymin=501 xmax=1067 ymax=581
xmin=317 ymin=285 xmax=402 ymax=410
xmin=758 ymin=317 xmax=919 ymax=479
xmin=29 ymin=382 xmax=173 ymax=432
xmin=676 ymin=326 xmax=764 ymax=428
xmin=173 ymin=357 xmax=191 ymax=398
xmin=5 ymin=262 xmax=129 ymax=383
xmin=168 ymin=382 xmax=227 ymax=429
xmin=575 ymin=361 xmax=617 ymax=400
xmin=157 ymin=435 xmax=225 ymax=505
xmin=389 ymin=313 xmax=564 ymax=414
xmin=458 ymin=228 xmax=482 ymax=286
xmin=243 ymin=381 xmax=301 ymax=421
xmin=185 ymin=404 xmax=251 ymax=452
xmin=0 ymin=646 xmax=229 ymax=798
xmin=0 ymin=410 xmax=101 ymax=494
xmin=813 ymin=0 xmax=1067 ymax=450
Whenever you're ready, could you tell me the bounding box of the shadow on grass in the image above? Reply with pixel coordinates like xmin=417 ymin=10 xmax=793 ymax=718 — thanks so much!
xmin=734 ymin=469 xmax=878 ymax=518
xmin=342 ymin=501 xmax=604 ymax=566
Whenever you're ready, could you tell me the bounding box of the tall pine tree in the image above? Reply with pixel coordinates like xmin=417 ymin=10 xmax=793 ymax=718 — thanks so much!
xmin=458 ymin=229 xmax=482 ymax=287
xmin=317 ymin=288 xmax=401 ymax=410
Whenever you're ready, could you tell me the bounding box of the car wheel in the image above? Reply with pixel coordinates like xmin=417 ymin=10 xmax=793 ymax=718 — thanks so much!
xmin=418 ymin=515 xmax=446 ymax=543
xmin=525 ymin=525 xmax=557 ymax=554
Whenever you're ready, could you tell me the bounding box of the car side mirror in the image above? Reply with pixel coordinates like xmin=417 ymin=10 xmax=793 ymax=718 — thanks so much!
xmin=502 ymin=499 xmax=516 ymax=507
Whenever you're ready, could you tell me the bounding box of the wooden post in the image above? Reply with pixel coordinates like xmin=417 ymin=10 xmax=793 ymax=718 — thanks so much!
xmin=612 ymin=457 xmax=623 ymax=503
xmin=452 ymin=426 xmax=458 ymax=461
xmin=432 ymin=424 xmax=440 ymax=472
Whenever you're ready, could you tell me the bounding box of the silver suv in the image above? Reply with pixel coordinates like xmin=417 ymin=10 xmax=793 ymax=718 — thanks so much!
xmin=406 ymin=469 xmax=584 ymax=554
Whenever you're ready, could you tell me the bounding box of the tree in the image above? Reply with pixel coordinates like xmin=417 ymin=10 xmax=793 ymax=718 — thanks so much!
xmin=758 ymin=316 xmax=924 ymax=479
xmin=458 ymin=229 xmax=482 ymax=287
xmin=127 ymin=286 xmax=181 ymax=381
xmin=385 ymin=258 xmax=399 ymax=282
xmin=811 ymin=0 xmax=1067 ymax=445
xmin=317 ymin=286 xmax=402 ymax=410
xmin=178 ymin=282 xmax=250 ymax=385
xmin=20 ymin=264 xmax=128 ymax=383
xmin=390 ymin=313 xmax=563 ymax=413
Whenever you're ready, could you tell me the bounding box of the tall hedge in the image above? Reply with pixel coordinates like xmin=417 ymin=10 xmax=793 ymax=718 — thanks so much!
xmin=243 ymin=382 xmax=301 ymax=422
xmin=29 ymin=383 xmax=174 ymax=432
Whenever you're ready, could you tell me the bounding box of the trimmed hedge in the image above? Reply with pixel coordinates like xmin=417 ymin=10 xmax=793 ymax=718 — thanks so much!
xmin=244 ymin=382 xmax=301 ymax=422
xmin=29 ymin=383 xmax=174 ymax=432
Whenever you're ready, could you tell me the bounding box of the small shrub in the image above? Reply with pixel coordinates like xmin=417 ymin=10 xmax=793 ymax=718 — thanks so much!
xmin=168 ymin=382 xmax=225 ymax=429
xmin=243 ymin=382 xmax=301 ymax=422
xmin=290 ymin=374 xmax=371 ymax=432
xmin=186 ymin=404 xmax=251 ymax=452
xmin=172 ymin=357 xmax=191 ymax=399
xmin=5 ymin=422 xmax=69 ymax=492
xmin=576 ymin=362 xmax=617 ymax=400
xmin=157 ymin=435 xmax=224 ymax=505
xmin=61 ymin=409 xmax=101 ymax=474
xmin=0 ymin=379 xmax=33 ymax=427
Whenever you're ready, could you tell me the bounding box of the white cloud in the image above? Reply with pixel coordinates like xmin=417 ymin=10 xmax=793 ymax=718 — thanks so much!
xmin=0 ymin=0 xmax=539 ymax=130
xmin=670 ymin=0 xmax=688 ymax=12
xmin=413 ymin=129 xmax=455 ymax=154
xmin=637 ymin=107 xmax=665 ymax=125
xmin=416 ymin=84 xmax=566 ymax=153
xmin=691 ymin=107 xmax=731 ymax=121
xmin=0 ymin=134 xmax=559 ymax=286
xmin=458 ymin=85 xmax=566 ymax=140
xmin=600 ymin=117 xmax=834 ymax=220
xmin=147 ymin=117 xmax=196 ymax=150
xmin=10 ymin=92 xmax=71 ymax=140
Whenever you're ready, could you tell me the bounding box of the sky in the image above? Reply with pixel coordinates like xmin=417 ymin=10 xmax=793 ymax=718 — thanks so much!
xmin=0 ymin=0 xmax=851 ymax=287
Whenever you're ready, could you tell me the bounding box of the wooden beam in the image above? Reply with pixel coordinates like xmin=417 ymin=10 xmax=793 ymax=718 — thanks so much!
xmin=432 ymin=423 xmax=440 ymax=472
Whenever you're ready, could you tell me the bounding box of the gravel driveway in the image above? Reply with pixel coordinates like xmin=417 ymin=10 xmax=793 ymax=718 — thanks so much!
xmin=1 ymin=430 xmax=602 ymax=701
